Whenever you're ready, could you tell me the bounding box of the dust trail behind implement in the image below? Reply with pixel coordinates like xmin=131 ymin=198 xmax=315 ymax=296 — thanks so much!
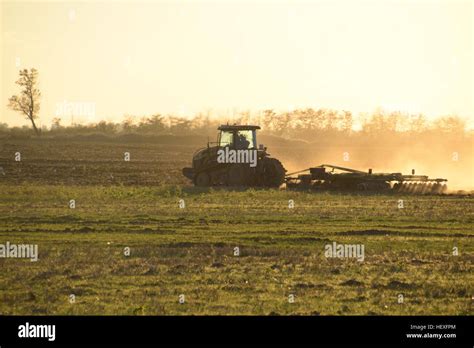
xmin=264 ymin=135 xmax=473 ymax=192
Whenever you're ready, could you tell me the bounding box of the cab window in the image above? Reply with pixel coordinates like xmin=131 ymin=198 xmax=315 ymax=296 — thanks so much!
xmin=235 ymin=130 xmax=256 ymax=149
xmin=219 ymin=131 xmax=233 ymax=147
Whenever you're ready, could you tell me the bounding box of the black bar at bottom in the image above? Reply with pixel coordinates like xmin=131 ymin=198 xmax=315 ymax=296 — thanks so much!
xmin=0 ymin=316 xmax=472 ymax=346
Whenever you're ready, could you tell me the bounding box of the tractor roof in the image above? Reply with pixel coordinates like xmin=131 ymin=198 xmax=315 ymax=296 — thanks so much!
xmin=218 ymin=125 xmax=261 ymax=131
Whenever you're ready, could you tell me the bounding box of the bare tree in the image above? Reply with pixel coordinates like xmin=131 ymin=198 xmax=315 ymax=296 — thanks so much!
xmin=8 ymin=68 xmax=41 ymax=135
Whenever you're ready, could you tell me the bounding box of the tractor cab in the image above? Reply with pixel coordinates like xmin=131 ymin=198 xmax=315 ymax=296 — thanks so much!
xmin=217 ymin=125 xmax=260 ymax=150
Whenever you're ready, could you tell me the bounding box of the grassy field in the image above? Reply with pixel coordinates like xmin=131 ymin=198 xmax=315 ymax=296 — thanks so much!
xmin=0 ymin=139 xmax=473 ymax=315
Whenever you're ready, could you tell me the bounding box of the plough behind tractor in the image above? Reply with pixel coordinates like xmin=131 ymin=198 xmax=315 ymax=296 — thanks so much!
xmin=285 ymin=164 xmax=448 ymax=194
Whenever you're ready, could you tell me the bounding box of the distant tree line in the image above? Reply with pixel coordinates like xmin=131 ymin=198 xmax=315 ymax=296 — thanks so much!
xmin=4 ymin=69 xmax=470 ymax=143
xmin=0 ymin=108 xmax=470 ymax=143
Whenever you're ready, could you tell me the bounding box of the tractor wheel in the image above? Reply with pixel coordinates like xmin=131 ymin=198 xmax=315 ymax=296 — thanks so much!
xmin=262 ymin=157 xmax=286 ymax=187
xmin=194 ymin=172 xmax=210 ymax=187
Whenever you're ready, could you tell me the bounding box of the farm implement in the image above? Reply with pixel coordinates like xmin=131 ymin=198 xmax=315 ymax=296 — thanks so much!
xmin=285 ymin=164 xmax=448 ymax=194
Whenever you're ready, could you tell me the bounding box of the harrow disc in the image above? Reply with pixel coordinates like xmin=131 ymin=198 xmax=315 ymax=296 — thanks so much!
xmin=393 ymin=181 xmax=448 ymax=194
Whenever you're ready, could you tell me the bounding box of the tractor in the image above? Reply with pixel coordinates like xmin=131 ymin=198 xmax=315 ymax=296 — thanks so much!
xmin=182 ymin=125 xmax=286 ymax=187
xmin=183 ymin=125 xmax=448 ymax=194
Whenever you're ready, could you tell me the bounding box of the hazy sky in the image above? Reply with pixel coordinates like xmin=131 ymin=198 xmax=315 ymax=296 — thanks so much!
xmin=1 ymin=0 xmax=473 ymax=127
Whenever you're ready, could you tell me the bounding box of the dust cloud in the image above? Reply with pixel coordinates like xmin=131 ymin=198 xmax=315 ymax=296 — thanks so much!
xmin=264 ymin=136 xmax=473 ymax=191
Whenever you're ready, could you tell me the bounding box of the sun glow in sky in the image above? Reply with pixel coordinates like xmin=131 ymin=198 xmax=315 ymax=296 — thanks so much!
xmin=1 ymin=0 xmax=473 ymax=126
